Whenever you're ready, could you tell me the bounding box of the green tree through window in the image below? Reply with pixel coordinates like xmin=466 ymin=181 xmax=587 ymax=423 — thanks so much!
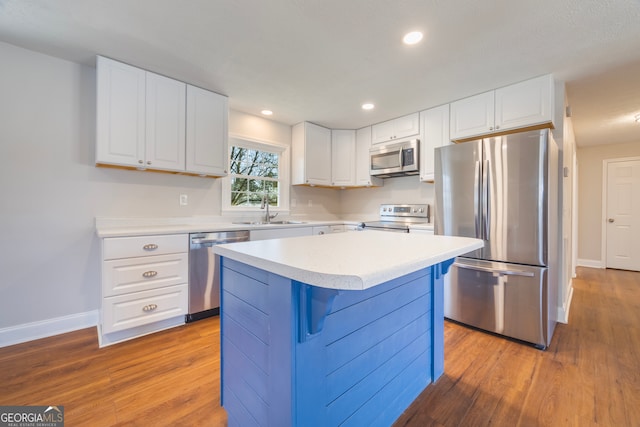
xmin=229 ymin=145 xmax=280 ymax=207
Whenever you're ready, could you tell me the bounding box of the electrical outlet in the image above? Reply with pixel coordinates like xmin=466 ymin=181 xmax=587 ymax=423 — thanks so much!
xmin=179 ymin=194 xmax=188 ymax=206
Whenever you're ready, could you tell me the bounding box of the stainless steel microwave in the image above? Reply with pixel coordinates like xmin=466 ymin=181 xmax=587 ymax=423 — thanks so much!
xmin=369 ymin=139 xmax=420 ymax=178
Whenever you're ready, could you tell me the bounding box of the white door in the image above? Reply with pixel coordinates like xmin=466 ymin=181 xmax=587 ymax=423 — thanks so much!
xmin=606 ymin=159 xmax=640 ymax=271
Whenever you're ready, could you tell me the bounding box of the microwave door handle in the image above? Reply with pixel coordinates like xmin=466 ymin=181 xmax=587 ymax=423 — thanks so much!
xmin=398 ymin=148 xmax=404 ymax=168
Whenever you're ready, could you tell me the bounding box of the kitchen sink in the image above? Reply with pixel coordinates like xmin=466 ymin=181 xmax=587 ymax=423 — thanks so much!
xmin=231 ymin=220 xmax=307 ymax=225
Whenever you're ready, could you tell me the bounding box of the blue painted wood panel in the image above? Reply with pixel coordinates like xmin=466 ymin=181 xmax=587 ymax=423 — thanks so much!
xmin=220 ymin=256 xmax=448 ymax=427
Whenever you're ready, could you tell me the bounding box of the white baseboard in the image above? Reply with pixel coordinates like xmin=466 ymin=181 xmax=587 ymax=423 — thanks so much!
xmin=0 ymin=310 xmax=99 ymax=348
xmin=556 ymin=284 xmax=574 ymax=324
xmin=577 ymin=258 xmax=605 ymax=269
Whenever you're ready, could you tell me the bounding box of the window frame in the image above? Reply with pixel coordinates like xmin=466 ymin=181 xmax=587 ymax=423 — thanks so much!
xmin=221 ymin=134 xmax=290 ymax=215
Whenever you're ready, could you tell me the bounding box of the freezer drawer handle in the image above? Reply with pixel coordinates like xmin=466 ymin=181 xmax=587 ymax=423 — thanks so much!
xmin=454 ymin=262 xmax=534 ymax=277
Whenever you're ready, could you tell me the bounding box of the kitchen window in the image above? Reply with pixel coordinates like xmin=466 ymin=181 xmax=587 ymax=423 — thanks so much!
xmin=222 ymin=135 xmax=290 ymax=214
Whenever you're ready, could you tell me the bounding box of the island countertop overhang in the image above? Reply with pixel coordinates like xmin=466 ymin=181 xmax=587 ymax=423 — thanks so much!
xmin=213 ymin=231 xmax=483 ymax=290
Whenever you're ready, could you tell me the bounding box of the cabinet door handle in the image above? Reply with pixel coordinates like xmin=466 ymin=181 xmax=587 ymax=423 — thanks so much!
xmin=142 ymin=304 xmax=158 ymax=312
xmin=143 ymin=244 xmax=158 ymax=250
xmin=142 ymin=271 xmax=158 ymax=278
xmin=138 ymin=160 xmax=143 ymax=164
xmin=608 ymin=218 xmax=615 ymax=223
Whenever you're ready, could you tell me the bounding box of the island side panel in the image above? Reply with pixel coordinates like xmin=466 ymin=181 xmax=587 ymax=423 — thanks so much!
xmin=220 ymin=257 xmax=449 ymax=427
xmin=220 ymin=257 xmax=294 ymax=427
xmin=294 ymin=267 xmax=435 ymax=427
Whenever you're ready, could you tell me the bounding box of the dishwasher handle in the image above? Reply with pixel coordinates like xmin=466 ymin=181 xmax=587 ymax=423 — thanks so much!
xmin=191 ymin=235 xmax=249 ymax=245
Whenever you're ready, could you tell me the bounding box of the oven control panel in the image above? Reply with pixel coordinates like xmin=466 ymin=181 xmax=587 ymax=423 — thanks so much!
xmin=379 ymin=204 xmax=430 ymax=220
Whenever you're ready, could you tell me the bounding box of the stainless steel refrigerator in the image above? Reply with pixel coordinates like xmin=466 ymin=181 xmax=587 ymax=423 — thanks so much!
xmin=434 ymin=129 xmax=559 ymax=349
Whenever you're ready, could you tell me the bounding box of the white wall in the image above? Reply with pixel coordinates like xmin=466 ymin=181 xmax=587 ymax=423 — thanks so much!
xmin=576 ymin=140 xmax=640 ymax=265
xmin=339 ymin=177 xmax=435 ymax=221
xmin=0 ymin=42 xmax=310 ymax=335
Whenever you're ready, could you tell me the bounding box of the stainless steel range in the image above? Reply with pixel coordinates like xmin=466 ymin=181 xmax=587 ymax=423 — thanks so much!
xmin=361 ymin=203 xmax=430 ymax=233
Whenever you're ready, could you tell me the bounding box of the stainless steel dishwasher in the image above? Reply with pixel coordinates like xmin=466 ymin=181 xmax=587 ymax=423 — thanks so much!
xmin=187 ymin=230 xmax=250 ymax=322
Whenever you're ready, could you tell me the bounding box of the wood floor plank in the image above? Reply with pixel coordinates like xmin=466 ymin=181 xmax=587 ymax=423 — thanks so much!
xmin=1 ymin=267 xmax=639 ymax=426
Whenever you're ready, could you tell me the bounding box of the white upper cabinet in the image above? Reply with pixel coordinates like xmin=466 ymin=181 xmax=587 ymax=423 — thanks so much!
xmin=420 ymin=104 xmax=451 ymax=182
xmin=450 ymin=74 xmax=555 ymax=141
xmin=185 ymin=85 xmax=228 ymax=176
xmin=371 ymin=112 xmax=420 ymax=144
xmin=494 ymin=74 xmax=554 ymax=131
xmin=96 ymin=56 xmax=228 ymax=176
xmin=449 ymin=91 xmax=495 ymax=141
xmin=145 ymin=72 xmax=186 ymax=172
xmin=292 ymin=122 xmax=332 ymax=186
xmin=355 ymin=127 xmax=382 ymax=187
xmin=96 ymin=56 xmax=146 ymax=168
xmin=331 ymin=129 xmax=356 ymax=187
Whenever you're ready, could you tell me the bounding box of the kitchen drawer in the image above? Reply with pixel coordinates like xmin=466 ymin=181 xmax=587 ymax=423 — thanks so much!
xmin=102 ymin=283 xmax=188 ymax=334
xmin=103 ymin=253 xmax=188 ymax=297
xmin=103 ymin=234 xmax=187 ymax=260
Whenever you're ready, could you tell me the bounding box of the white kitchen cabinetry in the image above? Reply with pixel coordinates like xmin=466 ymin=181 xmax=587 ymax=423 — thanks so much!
xmin=185 ymin=85 xmax=229 ymax=176
xmin=331 ymin=130 xmax=356 ymax=187
xmin=409 ymin=227 xmax=434 ymax=235
xmin=99 ymin=234 xmax=188 ymax=347
xmin=371 ymin=112 xmax=420 ymax=145
xmin=292 ymin=122 xmax=332 ymax=186
xmin=250 ymin=227 xmax=313 ymax=241
xmin=96 ymin=56 xmax=146 ymax=168
xmin=312 ymin=225 xmax=345 ymax=235
xmin=144 ymin=72 xmax=186 ymax=171
xmin=355 ymin=127 xmax=383 ymax=187
xmin=450 ymin=74 xmax=554 ymax=141
xmin=420 ymin=104 xmax=451 ymax=182
xmin=96 ymin=56 xmax=228 ymax=176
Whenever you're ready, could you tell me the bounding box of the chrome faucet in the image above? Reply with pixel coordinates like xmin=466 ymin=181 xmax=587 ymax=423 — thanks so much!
xmin=261 ymin=193 xmax=278 ymax=223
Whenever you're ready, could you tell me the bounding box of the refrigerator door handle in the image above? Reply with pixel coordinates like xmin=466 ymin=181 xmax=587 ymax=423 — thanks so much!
xmin=453 ymin=262 xmax=535 ymax=277
xmin=474 ymin=160 xmax=481 ymax=239
xmin=483 ymin=159 xmax=491 ymax=240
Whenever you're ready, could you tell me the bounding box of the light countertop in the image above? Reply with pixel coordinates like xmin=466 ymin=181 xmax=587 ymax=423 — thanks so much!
xmin=95 ymin=217 xmax=352 ymax=238
xmin=214 ymin=231 xmax=482 ymax=290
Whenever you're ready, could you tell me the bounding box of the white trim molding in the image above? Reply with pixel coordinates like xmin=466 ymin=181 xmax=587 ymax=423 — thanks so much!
xmin=556 ymin=282 xmax=574 ymax=324
xmin=0 ymin=310 xmax=98 ymax=348
xmin=601 ymin=156 xmax=640 ymax=269
xmin=577 ymin=258 xmax=605 ymax=269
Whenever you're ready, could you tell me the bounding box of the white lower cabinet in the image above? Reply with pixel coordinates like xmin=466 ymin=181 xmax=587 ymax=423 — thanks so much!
xmin=312 ymin=225 xmax=345 ymax=235
xmin=100 ymin=233 xmax=188 ymax=346
xmin=250 ymin=227 xmax=313 ymax=241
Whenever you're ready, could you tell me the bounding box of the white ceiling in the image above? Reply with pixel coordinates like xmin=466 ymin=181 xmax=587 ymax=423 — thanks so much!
xmin=1 ymin=0 xmax=640 ymax=147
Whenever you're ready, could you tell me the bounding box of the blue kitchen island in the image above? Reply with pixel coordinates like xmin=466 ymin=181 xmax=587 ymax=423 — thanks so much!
xmin=213 ymin=231 xmax=482 ymax=427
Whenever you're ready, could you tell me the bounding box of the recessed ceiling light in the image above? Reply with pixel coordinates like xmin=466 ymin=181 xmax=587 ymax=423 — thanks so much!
xmin=261 ymin=110 xmax=273 ymax=116
xmin=403 ymin=31 xmax=423 ymax=45
xmin=362 ymin=103 xmax=375 ymax=110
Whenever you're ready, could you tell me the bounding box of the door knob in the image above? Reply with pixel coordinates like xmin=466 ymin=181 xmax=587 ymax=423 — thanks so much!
xmin=608 ymin=218 xmax=615 ymax=223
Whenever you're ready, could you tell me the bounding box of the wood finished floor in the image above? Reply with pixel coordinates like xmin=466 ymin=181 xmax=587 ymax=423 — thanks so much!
xmin=0 ymin=267 xmax=638 ymax=426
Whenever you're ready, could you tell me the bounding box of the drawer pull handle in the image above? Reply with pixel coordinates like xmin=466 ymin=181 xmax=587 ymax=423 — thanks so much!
xmin=143 ymin=244 xmax=158 ymax=250
xmin=142 ymin=271 xmax=158 ymax=278
xmin=142 ymin=304 xmax=158 ymax=312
